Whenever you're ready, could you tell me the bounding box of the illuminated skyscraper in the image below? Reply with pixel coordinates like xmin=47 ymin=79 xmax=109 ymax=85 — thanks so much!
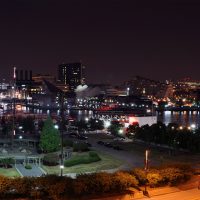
xmin=58 ymin=62 xmax=85 ymax=91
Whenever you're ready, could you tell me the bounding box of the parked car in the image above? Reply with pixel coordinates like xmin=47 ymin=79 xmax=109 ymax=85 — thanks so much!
xmin=78 ymin=135 xmax=88 ymax=140
xmin=114 ymin=137 xmax=125 ymax=141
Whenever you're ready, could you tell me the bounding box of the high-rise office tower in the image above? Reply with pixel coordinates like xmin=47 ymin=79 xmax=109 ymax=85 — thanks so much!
xmin=58 ymin=62 xmax=85 ymax=91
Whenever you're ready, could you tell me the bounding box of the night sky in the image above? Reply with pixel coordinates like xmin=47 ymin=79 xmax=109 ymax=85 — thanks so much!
xmin=1 ymin=0 xmax=200 ymax=84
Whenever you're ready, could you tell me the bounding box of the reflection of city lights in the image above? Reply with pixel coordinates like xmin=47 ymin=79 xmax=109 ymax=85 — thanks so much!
xmin=16 ymin=105 xmax=22 ymax=111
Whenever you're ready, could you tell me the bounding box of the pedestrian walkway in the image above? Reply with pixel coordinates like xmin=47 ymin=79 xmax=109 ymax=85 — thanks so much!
xmin=15 ymin=164 xmax=45 ymax=177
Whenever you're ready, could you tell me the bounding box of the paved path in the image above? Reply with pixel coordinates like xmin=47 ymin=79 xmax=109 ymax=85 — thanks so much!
xmin=15 ymin=164 xmax=45 ymax=177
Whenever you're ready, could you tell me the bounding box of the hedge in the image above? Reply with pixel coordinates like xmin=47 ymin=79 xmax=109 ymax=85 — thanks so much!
xmin=64 ymin=152 xmax=101 ymax=167
xmin=0 ymin=164 xmax=193 ymax=199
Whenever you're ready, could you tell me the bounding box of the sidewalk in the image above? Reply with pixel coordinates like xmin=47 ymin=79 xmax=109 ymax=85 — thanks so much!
xmin=15 ymin=164 xmax=45 ymax=177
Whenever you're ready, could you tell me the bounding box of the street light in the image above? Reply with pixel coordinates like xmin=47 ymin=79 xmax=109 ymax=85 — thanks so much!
xmin=60 ymin=165 xmax=64 ymax=169
xmin=59 ymin=92 xmax=65 ymax=177
xmin=191 ymin=124 xmax=196 ymax=129
xmin=127 ymin=87 xmax=130 ymax=96
xmin=54 ymin=124 xmax=59 ymax=129
xmin=144 ymin=150 xmax=149 ymax=197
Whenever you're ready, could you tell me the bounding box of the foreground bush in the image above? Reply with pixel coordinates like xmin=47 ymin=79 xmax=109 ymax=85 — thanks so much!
xmin=147 ymin=169 xmax=163 ymax=187
xmin=0 ymin=164 xmax=193 ymax=199
xmin=112 ymin=171 xmax=139 ymax=191
xmin=131 ymin=168 xmax=147 ymax=185
xmin=73 ymin=172 xmax=138 ymax=196
xmin=64 ymin=151 xmax=101 ymax=167
xmin=132 ymin=163 xmax=193 ymax=187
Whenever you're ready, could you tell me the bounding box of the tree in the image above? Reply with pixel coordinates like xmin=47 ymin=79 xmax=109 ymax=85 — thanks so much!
xmin=126 ymin=122 xmax=139 ymax=137
xmin=39 ymin=117 xmax=61 ymax=153
xmin=108 ymin=121 xmax=123 ymax=136
xmin=89 ymin=119 xmax=104 ymax=131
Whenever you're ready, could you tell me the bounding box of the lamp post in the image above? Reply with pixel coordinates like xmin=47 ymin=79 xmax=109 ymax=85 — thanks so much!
xmin=12 ymin=67 xmax=16 ymax=150
xmin=144 ymin=149 xmax=149 ymax=197
xmin=59 ymin=92 xmax=65 ymax=177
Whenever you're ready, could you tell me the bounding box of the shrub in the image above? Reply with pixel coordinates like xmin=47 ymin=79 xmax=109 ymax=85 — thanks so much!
xmin=25 ymin=164 xmax=32 ymax=170
xmin=131 ymin=168 xmax=147 ymax=185
xmin=72 ymin=175 xmax=89 ymax=196
xmin=73 ymin=172 xmax=138 ymax=196
xmin=160 ymin=167 xmax=187 ymax=186
xmin=112 ymin=171 xmax=139 ymax=191
xmin=31 ymin=175 xmax=73 ymax=199
xmin=0 ymin=175 xmax=11 ymax=196
xmin=147 ymin=170 xmax=163 ymax=187
xmin=0 ymin=158 xmax=15 ymax=168
xmin=10 ymin=177 xmax=33 ymax=196
xmin=85 ymin=172 xmax=113 ymax=194
xmin=43 ymin=153 xmax=59 ymax=166
xmin=89 ymin=151 xmax=99 ymax=157
xmin=64 ymin=152 xmax=101 ymax=167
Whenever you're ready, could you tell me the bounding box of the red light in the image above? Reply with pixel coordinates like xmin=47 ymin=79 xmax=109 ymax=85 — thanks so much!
xmin=129 ymin=116 xmax=138 ymax=124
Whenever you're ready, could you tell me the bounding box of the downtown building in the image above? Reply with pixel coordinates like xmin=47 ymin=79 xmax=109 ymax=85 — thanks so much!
xmin=58 ymin=62 xmax=85 ymax=92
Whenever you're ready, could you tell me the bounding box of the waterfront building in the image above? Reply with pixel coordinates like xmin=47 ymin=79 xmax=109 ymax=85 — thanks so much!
xmin=16 ymin=69 xmax=33 ymax=89
xmin=124 ymin=76 xmax=168 ymax=98
xmin=58 ymin=62 xmax=85 ymax=91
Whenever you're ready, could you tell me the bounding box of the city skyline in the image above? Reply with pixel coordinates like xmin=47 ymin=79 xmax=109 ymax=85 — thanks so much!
xmin=1 ymin=0 xmax=200 ymax=84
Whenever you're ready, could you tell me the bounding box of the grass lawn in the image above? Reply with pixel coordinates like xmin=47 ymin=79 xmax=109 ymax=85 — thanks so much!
xmin=42 ymin=151 xmax=123 ymax=175
xmin=0 ymin=167 xmax=20 ymax=177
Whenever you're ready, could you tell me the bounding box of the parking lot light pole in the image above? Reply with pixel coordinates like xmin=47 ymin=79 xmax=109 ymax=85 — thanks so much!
xmin=144 ymin=149 xmax=149 ymax=197
xmin=60 ymin=92 xmax=65 ymax=177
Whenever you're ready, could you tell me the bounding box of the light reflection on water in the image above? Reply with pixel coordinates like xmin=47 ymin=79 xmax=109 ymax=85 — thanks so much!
xmin=157 ymin=111 xmax=200 ymax=127
xmin=23 ymin=108 xmax=200 ymax=127
xmin=2 ymin=106 xmax=200 ymax=127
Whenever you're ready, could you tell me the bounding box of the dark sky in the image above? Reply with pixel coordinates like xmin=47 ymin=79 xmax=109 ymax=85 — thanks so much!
xmin=1 ymin=0 xmax=200 ymax=84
